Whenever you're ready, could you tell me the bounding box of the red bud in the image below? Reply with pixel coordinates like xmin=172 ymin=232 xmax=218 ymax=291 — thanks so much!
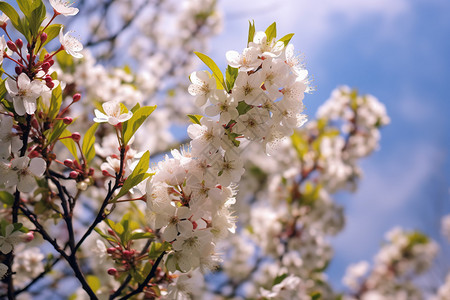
xmin=15 ymin=38 xmax=23 ymax=49
xmin=107 ymin=268 xmax=117 ymax=276
xmin=64 ymin=159 xmax=73 ymax=167
xmin=73 ymin=93 xmax=81 ymax=102
xmin=40 ymin=32 xmax=47 ymax=44
xmin=63 ymin=117 xmax=73 ymax=125
xmin=71 ymin=132 xmax=81 ymax=142
xmin=69 ymin=171 xmax=78 ymax=179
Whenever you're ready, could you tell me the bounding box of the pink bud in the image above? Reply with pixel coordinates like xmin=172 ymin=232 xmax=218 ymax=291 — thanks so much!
xmin=42 ymin=62 xmax=51 ymax=72
xmin=29 ymin=150 xmax=40 ymax=158
xmin=71 ymin=132 xmax=81 ymax=142
xmin=46 ymin=81 xmax=55 ymax=89
xmin=63 ymin=117 xmax=73 ymax=125
xmin=73 ymin=93 xmax=81 ymax=102
xmin=69 ymin=171 xmax=78 ymax=179
xmin=107 ymin=268 xmax=118 ymax=276
xmin=44 ymin=53 xmax=50 ymax=60
xmin=107 ymin=228 xmax=115 ymax=235
xmin=123 ymin=250 xmax=134 ymax=259
xmin=24 ymin=232 xmax=34 ymax=242
xmin=7 ymin=40 xmax=17 ymax=52
xmin=48 ymin=59 xmax=55 ymax=66
xmin=40 ymin=32 xmax=47 ymax=44
xmin=102 ymin=170 xmax=110 ymax=177
xmin=64 ymin=159 xmax=73 ymax=167
xmin=45 ymin=75 xmax=53 ymax=83
xmin=15 ymin=38 xmax=23 ymax=49
xmin=31 ymin=118 xmax=39 ymax=129
xmin=107 ymin=248 xmax=116 ymax=254
xmin=88 ymin=168 xmax=95 ymax=176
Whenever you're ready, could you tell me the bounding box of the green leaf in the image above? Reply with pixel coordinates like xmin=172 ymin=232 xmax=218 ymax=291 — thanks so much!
xmin=27 ymin=0 xmax=46 ymax=38
xmin=225 ymin=65 xmax=239 ymax=92
xmin=114 ymin=151 xmax=152 ymax=200
xmin=278 ymin=33 xmax=294 ymax=46
xmin=60 ymin=129 xmax=78 ymax=161
xmin=273 ymin=273 xmax=288 ymax=286
xmin=17 ymin=0 xmax=32 ymax=17
xmin=46 ymin=120 xmax=69 ymax=145
xmin=187 ymin=114 xmax=203 ymax=125
xmin=248 ymin=20 xmax=255 ymax=45
xmin=86 ymin=275 xmax=101 ymax=293
xmin=0 ymin=2 xmax=20 ymax=30
xmin=0 ymin=191 xmax=14 ymax=206
xmin=194 ymin=52 xmax=227 ymax=90
xmin=56 ymin=50 xmax=74 ymax=72
xmin=311 ymin=292 xmax=322 ymax=300
xmin=122 ymin=105 xmax=156 ymax=146
xmin=236 ymin=101 xmax=253 ymax=115
xmin=148 ymin=241 xmax=171 ymax=260
xmin=82 ymin=123 xmax=99 ymax=164
xmin=48 ymin=84 xmax=62 ymax=119
xmin=265 ymin=22 xmax=277 ymax=42
xmin=131 ymin=231 xmax=155 ymax=240
xmin=0 ymin=78 xmax=7 ymax=100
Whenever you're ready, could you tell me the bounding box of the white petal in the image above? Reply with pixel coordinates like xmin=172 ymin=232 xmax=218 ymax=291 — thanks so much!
xmin=162 ymin=224 xmax=178 ymax=242
xmin=13 ymin=97 xmax=26 ymax=116
xmin=17 ymin=73 xmax=30 ymax=89
xmin=23 ymin=98 xmax=37 ymax=115
xmin=18 ymin=174 xmax=36 ymax=193
xmin=29 ymin=158 xmax=46 ymax=176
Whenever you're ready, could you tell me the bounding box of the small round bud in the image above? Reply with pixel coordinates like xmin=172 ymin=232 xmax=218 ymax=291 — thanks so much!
xmin=24 ymin=232 xmax=34 ymax=242
xmin=40 ymin=32 xmax=47 ymax=44
xmin=69 ymin=171 xmax=78 ymax=179
xmin=42 ymin=62 xmax=51 ymax=72
xmin=64 ymin=159 xmax=73 ymax=167
xmin=31 ymin=118 xmax=39 ymax=129
xmin=7 ymin=40 xmax=17 ymax=52
xmin=107 ymin=228 xmax=115 ymax=235
xmin=29 ymin=150 xmax=40 ymax=158
xmin=63 ymin=117 xmax=73 ymax=125
xmin=102 ymin=170 xmax=110 ymax=177
xmin=107 ymin=248 xmax=116 ymax=254
xmin=15 ymin=38 xmax=23 ymax=49
xmin=15 ymin=66 xmax=22 ymax=75
xmin=48 ymin=59 xmax=55 ymax=66
xmin=44 ymin=53 xmax=50 ymax=60
xmin=45 ymin=75 xmax=53 ymax=83
xmin=88 ymin=167 xmax=95 ymax=176
xmin=73 ymin=160 xmax=81 ymax=169
xmin=46 ymin=81 xmax=55 ymax=89
xmin=71 ymin=132 xmax=81 ymax=142
xmin=73 ymin=93 xmax=81 ymax=102
xmin=107 ymin=268 xmax=118 ymax=276
xmin=123 ymin=250 xmax=134 ymax=259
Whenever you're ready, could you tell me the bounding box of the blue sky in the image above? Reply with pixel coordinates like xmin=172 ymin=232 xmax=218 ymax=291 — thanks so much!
xmin=211 ymin=0 xmax=450 ymax=289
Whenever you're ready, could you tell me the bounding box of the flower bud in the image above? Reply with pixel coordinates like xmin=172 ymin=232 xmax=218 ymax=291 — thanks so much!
xmin=44 ymin=53 xmax=50 ymax=60
xmin=29 ymin=150 xmax=40 ymax=158
xmin=7 ymin=40 xmax=17 ymax=52
xmin=107 ymin=228 xmax=115 ymax=235
xmin=15 ymin=66 xmax=23 ymax=75
xmin=102 ymin=170 xmax=110 ymax=177
xmin=122 ymin=250 xmax=134 ymax=259
xmin=107 ymin=247 xmax=116 ymax=254
xmin=73 ymin=93 xmax=81 ymax=102
xmin=88 ymin=167 xmax=95 ymax=176
xmin=73 ymin=160 xmax=81 ymax=169
xmin=40 ymin=32 xmax=47 ymax=44
xmin=45 ymin=75 xmax=53 ymax=83
xmin=24 ymin=232 xmax=34 ymax=242
xmin=69 ymin=171 xmax=78 ymax=179
xmin=46 ymin=80 xmax=55 ymax=89
xmin=64 ymin=159 xmax=73 ymax=167
xmin=42 ymin=62 xmax=51 ymax=72
xmin=107 ymin=268 xmax=118 ymax=276
xmin=15 ymin=38 xmax=23 ymax=49
xmin=63 ymin=117 xmax=73 ymax=125
xmin=48 ymin=59 xmax=55 ymax=66
xmin=71 ymin=132 xmax=81 ymax=142
xmin=31 ymin=118 xmax=39 ymax=129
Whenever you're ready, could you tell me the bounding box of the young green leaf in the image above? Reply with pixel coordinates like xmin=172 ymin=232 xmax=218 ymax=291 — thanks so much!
xmin=225 ymin=65 xmax=239 ymax=92
xmin=27 ymin=0 xmax=46 ymax=38
xmin=278 ymin=33 xmax=294 ymax=46
xmin=194 ymin=52 xmax=227 ymax=90
xmin=187 ymin=114 xmax=203 ymax=125
xmin=122 ymin=105 xmax=156 ymax=146
xmin=248 ymin=20 xmax=255 ymax=45
xmin=48 ymin=84 xmax=62 ymax=119
xmin=114 ymin=151 xmax=152 ymax=200
xmin=60 ymin=129 xmax=78 ymax=161
xmin=46 ymin=120 xmax=69 ymax=145
xmin=82 ymin=123 xmax=99 ymax=164
xmin=0 ymin=3 xmax=20 ymax=30
xmin=265 ymin=22 xmax=277 ymax=42
xmin=0 ymin=191 xmax=14 ymax=207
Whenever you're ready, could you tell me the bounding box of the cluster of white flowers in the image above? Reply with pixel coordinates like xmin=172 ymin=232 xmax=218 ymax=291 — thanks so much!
xmin=343 ymin=227 xmax=439 ymax=300
xmin=144 ymin=28 xmax=311 ymax=280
